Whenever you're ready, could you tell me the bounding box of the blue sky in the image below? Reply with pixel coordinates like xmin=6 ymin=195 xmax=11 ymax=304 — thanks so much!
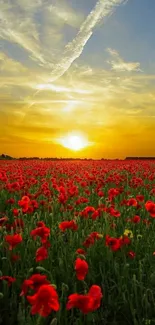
xmin=0 ymin=0 xmax=155 ymax=158
xmin=73 ymin=0 xmax=155 ymax=71
xmin=1 ymin=0 xmax=154 ymax=71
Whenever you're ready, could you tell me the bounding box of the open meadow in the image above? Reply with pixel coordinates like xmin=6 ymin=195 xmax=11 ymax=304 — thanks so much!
xmin=1 ymin=159 xmax=155 ymax=325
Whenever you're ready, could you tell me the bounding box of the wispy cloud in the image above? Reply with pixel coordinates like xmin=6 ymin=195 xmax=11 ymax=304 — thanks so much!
xmin=0 ymin=52 xmax=28 ymax=74
xmin=6 ymin=0 xmax=127 ymax=105
xmin=1 ymin=58 xmax=155 ymax=158
xmin=47 ymin=0 xmax=128 ymax=82
xmin=15 ymin=0 xmax=42 ymax=12
xmin=48 ymin=1 xmax=84 ymax=28
xmin=34 ymin=83 xmax=92 ymax=95
xmin=0 ymin=5 xmax=46 ymax=65
xmin=0 ymin=0 xmax=128 ymax=79
xmin=107 ymin=47 xmax=142 ymax=72
xmin=1 ymin=0 xmax=155 ymax=158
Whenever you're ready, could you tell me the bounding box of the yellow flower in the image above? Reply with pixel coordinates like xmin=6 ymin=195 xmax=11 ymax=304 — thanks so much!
xmin=124 ymin=229 xmax=133 ymax=238
xmin=98 ymin=234 xmax=104 ymax=238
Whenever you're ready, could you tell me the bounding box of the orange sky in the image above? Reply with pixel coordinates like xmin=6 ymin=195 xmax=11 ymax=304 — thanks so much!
xmin=0 ymin=0 xmax=155 ymax=158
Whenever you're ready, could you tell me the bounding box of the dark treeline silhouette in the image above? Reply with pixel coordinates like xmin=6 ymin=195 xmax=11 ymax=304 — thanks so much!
xmin=0 ymin=154 xmax=94 ymax=161
xmin=19 ymin=157 xmax=94 ymax=161
xmin=0 ymin=154 xmax=14 ymax=160
xmin=1 ymin=154 xmax=155 ymax=161
xmin=125 ymin=157 xmax=155 ymax=160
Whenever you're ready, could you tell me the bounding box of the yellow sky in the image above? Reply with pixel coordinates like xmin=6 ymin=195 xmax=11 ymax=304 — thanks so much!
xmin=0 ymin=0 xmax=155 ymax=158
xmin=1 ymin=56 xmax=155 ymax=158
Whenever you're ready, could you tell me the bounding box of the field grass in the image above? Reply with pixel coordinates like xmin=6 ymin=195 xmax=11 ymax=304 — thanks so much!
xmin=0 ymin=159 xmax=155 ymax=325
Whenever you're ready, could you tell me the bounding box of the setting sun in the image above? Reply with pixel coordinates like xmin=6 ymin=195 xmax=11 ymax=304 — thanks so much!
xmin=0 ymin=0 xmax=155 ymax=160
xmin=58 ymin=133 xmax=89 ymax=151
xmin=1 ymin=0 xmax=155 ymax=323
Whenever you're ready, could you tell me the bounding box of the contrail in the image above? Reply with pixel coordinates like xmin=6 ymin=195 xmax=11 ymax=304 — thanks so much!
xmin=47 ymin=0 xmax=128 ymax=83
xmin=22 ymin=0 xmax=128 ymax=113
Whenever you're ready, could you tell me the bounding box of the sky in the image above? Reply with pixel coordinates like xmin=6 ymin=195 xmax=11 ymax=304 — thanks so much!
xmin=0 ymin=0 xmax=155 ymax=159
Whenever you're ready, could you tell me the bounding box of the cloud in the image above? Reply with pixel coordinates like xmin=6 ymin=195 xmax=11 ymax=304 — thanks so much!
xmin=1 ymin=0 xmax=155 ymax=158
xmin=34 ymin=83 xmax=92 ymax=95
xmin=47 ymin=0 xmax=128 ymax=82
xmin=0 ymin=0 xmax=128 ymax=86
xmin=107 ymin=47 xmax=142 ymax=72
xmin=0 ymin=0 xmax=83 ymax=68
xmin=25 ymin=0 xmax=128 ymax=103
xmin=0 ymin=50 xmax=154 ymax=126
xmin=1 ymin=58 xmax=155 ymax=158
xmin=48 ymin=1 xmax=84 ymax=28
xmin=0 ymin=4 xmax=46 ymax=65
xmin=0 ymin=52 xmax=28 ymax=74
xmin=15 ymin=0 xmax=42 ymax=12
xmin=2 ymin=0 xmax=127 ymax=109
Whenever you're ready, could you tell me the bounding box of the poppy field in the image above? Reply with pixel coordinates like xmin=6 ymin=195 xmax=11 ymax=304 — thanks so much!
xmin=1 ymin=159 xmax=155 ymax=325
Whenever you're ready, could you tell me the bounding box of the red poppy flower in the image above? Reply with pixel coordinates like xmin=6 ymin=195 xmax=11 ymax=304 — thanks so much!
xmin=83 ymin=236 xmax=95 ymax=248
xmin=150 ymin=189 xmax=155 ymax=196
xmin=145 ymin=201 xmax=155 ymax=217
xmin=98 ymin=191 xmax=104 ymax=197
xmin=136 ymin=195 xmax=144 ymax=202
xmin=36 ymin=246 xmax=48 ymax=262
xmin=20 ymin=274 xmax=50 ymax=296
xmin=66 ymin=294 xmax=92 ymax=314
xmin=108 ymin=188 xmax=120 ymax=199
xmin=109 ymin=207 xmax=121 ymax=218
xmin=81 ymin=206 xmax=95 ymax=218
xmin=88 ymin=285 xmax=103 ymax=311
xmin=0 ymin=276 xmax=16 ymax=286
xmin=132 ymin=215 xmax=141 ymax=223
xmin=91 ymin=210 xmax=99 ymax=220
xmin=76 ymin=248 xmax=86 ymax=255
xmin=22 ymin=196 xmax=30 ymax=202
xmin=59 ymin=220 xmax=78 ymax=232
xmin=5 ymin=234 xmax=23 ymax=250
xmin=127 ymin=198 xmax=137 ymax=207
xmin=7 ymin=198 xmax=15 ymax=204
xmin=20 ymin=279 xmax=34 ymax=296
xmin=37 ymin=221 xmax=46 ymax=227
xmin=75 ymin=258 xmax=89 ymax=281
xmin=27 ymin=284 xmax=60 ymax=317
xmin=31 ymin=226 xmax=50 ymax=243
xmin=90 ymin=232 xmax=101 ymax=240
xmin=12 ymin=208 xmax=19 ymax=217
xmin=127 ymin=251 xmax=136 ymax=259
xmin=83 ymin=232 xmax=102 ymax=248
xmin=66 ymin=285 xmax=102 ymax=314
xmin=105 ymin=235 xmax=121 ymax=251
xmin=18 ymin=196 xmax=31 ymax=212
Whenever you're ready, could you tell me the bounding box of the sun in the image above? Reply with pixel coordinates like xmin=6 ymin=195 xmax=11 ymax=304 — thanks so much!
xmin=63 ymin=135 xmax=85 ymax=151
xmin=59 ymin=133 xmax=88 ymax=151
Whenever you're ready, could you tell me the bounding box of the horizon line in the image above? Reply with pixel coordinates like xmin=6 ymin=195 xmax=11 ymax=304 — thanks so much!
xmin=1 ymin=154 xmax=155 ymax=161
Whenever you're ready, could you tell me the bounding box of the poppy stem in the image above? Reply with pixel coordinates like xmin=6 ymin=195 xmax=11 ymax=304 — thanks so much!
xmin=36 ymin=313 xmax=42 ymax=325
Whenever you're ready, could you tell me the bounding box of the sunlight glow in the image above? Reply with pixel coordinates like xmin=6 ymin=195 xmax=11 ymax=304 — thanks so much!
xmin=35 ymin=83 xmax=92 ymax=94
xmin=57 ymin=132 xmax=89 ymax=151
xmin=62 ymin=100 xmax=81 ymax=112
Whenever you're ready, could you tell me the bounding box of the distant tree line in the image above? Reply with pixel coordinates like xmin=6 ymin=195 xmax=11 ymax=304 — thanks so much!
xmin=0 ymin=154 xmax=14 ymax=160
xmin=1 ymin=154 xmax=155 ymax=161
xmin=125 ymin=157 xmax=155 ymax=160
xmin=19 ymin=157 xmax=94 ymax=161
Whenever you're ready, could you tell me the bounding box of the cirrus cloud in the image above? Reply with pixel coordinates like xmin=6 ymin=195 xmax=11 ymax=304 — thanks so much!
xmin=107 ymin=47 xmax=142 ymax=72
